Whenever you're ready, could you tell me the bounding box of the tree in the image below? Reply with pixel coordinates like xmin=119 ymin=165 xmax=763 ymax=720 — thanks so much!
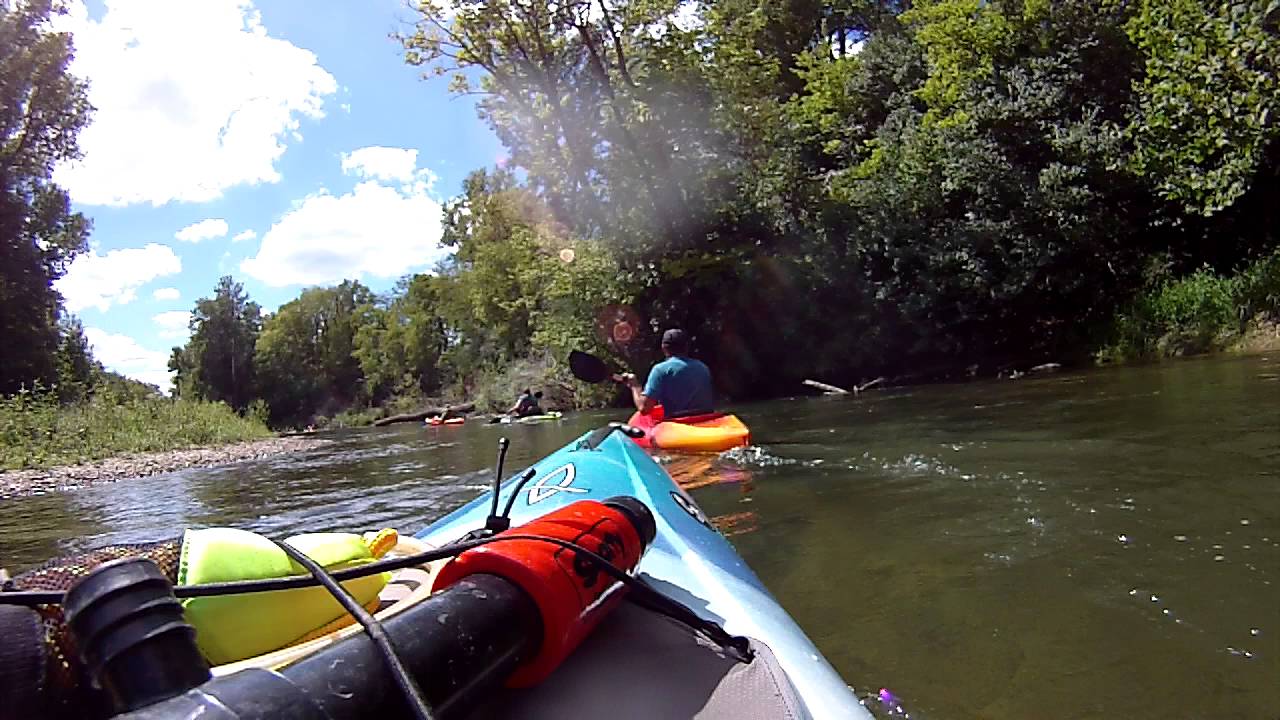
xmin=54 ymin=315 xmax=97 ymax=403
xmin=178 ymin=276 xmax=262 ymax=411
xmin=388 ymin=0 xmax=1279 ymax=394
xmin=401 ymin=0 xmax=729 ymax=258
xmin=1126 ymin=0 xmax=1280 ymax=216
xmin=255 ymin=281 xmax=374 ymax=426
xmin=354 ymin=274 xmax=448 ymax=403
xmin=0 ymin=0 xmax=92 ymax=394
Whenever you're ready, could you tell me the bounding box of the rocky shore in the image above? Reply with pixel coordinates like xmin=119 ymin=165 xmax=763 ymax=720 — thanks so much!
xmin=0 ymin=436 xmax=332 ymax=500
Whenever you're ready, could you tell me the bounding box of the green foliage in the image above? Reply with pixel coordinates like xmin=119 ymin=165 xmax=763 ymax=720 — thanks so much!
xmin=171 ymin=276 xmax=261 ymax=411
xmin=255 ymin=280 xmax=373 ymax=427
xmin=54 ymin=316 xmax=98 ymax=404
xmin=0 ymin=0 xmax=92 ymax=394
xmin=1235 ymin=248 xmax=1280 ymax=322
xmin=353 ymin=274 xmax=447 ymax=404
xmin=5 ymin=0 xmax=1278 ymax=448
xmin=902 ymin=0 xmax=1017 ymax=123
xmin=432 ymin=168 xmax=635 ymax=385
xmin=0 ymin=383 xmax=271 ymax=470
xmin=1101 ymin=250 xmax=1280 ymax=361
xmin=387 ymin=0 xmax=1280 ymax=390
xmin=1126 ymin=0 xmax=1280 ymax=214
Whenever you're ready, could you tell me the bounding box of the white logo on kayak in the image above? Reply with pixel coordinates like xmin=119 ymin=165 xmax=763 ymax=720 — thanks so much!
xmin=527 ymin=463 xmax=587 ymax=505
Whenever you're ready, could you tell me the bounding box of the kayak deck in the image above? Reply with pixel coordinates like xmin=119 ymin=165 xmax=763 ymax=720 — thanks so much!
xmin=469 ymin=602 xmax=804 ymax=719
xmin=417 ymin=428 xmax=866 ymax=718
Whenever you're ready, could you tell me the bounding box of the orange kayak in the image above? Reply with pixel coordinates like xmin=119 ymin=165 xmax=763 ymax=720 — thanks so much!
xmin=427 ymin=417 xmax=465 ymax=426
xmin=627 ymin=407 xmax=750 ymax=452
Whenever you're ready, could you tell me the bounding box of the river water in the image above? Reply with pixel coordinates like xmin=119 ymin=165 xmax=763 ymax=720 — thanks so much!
xmin=2 ymin=354 xmax=1277 ymax=719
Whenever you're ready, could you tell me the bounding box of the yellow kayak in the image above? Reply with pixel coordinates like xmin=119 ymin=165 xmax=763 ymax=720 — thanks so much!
xmin=627 ymin=407 xmax=751 ymax=452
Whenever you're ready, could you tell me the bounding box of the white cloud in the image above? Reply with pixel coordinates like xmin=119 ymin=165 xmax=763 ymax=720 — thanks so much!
xmin=57 ymin=244 xmax=182 ymax=312
xmin=55 ymin=0 xmax=338 ymax=207
xmin=85 ymin=328 xmax=172 ymax=391
xmin=232 ymin=229 xmax=257 ymax=242
xmin=153 ymin=310 xmax=192 ymax=340
xmin=340 ymin=147 xmax=420 ymax=184
xmin=241 ymin=148 xmax=444 ymax=287
xmin=152 ymin=287 xmax=180 ymax=300
xmin=175 ymin=218 xmax=229 ymax=243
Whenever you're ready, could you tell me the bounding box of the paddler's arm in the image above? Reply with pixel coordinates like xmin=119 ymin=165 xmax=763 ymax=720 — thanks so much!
xmin=617 ymin=373 xmax=657 ymax=414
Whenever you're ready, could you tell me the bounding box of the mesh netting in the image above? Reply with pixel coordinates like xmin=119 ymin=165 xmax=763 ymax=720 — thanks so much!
xmin=2 ymin=540 xmax=181 ymax=720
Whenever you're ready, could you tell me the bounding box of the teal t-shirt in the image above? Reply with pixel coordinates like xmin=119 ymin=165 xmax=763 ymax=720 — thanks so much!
xmin=643 ymin=356 xmax=713 ymax=417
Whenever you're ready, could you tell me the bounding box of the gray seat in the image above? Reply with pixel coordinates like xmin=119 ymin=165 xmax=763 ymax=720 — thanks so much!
xmin=469 ymin=601 xmax=806 ymax=719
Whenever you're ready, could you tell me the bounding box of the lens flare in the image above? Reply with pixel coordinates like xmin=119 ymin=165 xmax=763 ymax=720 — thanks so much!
xmin=612 ymin=321 xmax=635 ymax=343
xmin=595 ymin=304 xmax=644 ymax=350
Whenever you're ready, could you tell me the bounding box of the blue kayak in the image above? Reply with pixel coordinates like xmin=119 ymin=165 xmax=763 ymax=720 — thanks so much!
xmin=419 ymin=426 xmax=870 ymax=719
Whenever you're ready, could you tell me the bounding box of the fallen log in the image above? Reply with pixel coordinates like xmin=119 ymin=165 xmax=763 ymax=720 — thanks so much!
xmin=856 ymin=377 xmax=886 ymax=392
xmin=373 ymin=402 xmax=476 ymax=427
xmin=803 ymin=377 xmax=887 ymax=395
xmin=803 ymin=379 xmax=850 ymax=395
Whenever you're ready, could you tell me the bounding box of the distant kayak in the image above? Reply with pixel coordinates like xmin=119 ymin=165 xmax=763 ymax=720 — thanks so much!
xmin=516 ymin=411 xmax=562 ymax=424
xmin=627 ymin=407 xmax=750 ymax=452
xmin=426 ymin=416 xmax=465 ymax=426
xmin=489 ymin=411 xmax=564 ymax=426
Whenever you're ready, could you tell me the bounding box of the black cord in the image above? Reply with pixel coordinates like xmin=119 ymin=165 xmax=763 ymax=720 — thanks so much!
xmin=0 ymin=537 xmax=497 ymax=606
xmin=273 ymin=539 xmax=435 ymax=720
xmin=488 ymin=438 xmax=509 ymax=520
xmin=486 ymin=534 xmax=755 ymax=663
xmin=1 ymin=532 xmax=753 ymax=662
xmin=499 ymin=467 xmax=539 ymax=519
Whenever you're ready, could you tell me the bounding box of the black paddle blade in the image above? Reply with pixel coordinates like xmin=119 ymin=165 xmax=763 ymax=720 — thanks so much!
xmin=568 ymin=350 xmax=611 ymax=384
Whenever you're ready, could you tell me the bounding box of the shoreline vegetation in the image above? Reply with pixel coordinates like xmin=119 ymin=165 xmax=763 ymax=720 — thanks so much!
xmin=1 ymin=384 xmax=274 ymax=472
xmin=3 ymin=1 xmax=1279 ymax=486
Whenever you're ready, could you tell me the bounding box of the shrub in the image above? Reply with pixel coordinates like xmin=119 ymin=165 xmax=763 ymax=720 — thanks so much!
xmin=0 ymin=385 xmax=272 ymax=470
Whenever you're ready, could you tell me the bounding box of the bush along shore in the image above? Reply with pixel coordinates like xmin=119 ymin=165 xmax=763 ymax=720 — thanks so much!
xmin=1099 ymin=250 xmax=1280 ymax=362
xmin=0 ymin=383 xmax=331 ymax=498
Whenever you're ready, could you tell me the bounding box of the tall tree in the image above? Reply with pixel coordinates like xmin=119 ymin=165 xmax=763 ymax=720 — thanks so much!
xmin=255 ymin=281 xmax=374 ymax=426
xmin=354 ymin=274 xmax=448 ymax=403
xmin=178 ymin=276 xmax=262 ymax=411
xmin=54 ymin=315 xmax=97 ymax=403
xmin=0 ymin=0 xmax=92 ymax=394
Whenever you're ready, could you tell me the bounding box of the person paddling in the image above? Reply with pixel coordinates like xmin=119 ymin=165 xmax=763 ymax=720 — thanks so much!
xmin=506 ymin=388 xmax=543 ymax=418
xmin=616 ymin=329 xmax=713 ymax=418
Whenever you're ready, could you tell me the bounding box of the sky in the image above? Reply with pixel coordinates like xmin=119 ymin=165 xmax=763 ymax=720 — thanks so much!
xmin=48 ymin=0 xmax=504 ymax=390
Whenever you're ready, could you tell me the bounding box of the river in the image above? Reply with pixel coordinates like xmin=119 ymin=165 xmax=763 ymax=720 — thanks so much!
xmin=2 ymin=354 xmax=1277 ymax=719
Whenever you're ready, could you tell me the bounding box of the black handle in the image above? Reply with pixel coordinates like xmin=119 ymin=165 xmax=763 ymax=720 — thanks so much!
xmin=115 ymin=573 xmax=541 ymax=720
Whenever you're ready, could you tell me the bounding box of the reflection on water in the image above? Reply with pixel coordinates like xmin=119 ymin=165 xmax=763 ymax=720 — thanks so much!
xmin=2 ymin=354 xmax=1278 ymax=719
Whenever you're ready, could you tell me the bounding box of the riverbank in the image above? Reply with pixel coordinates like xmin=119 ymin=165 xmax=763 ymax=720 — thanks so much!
xmin=0 ymin=435 xmax=331 ymax=499
xmin=1097 ymin=251 xmax=1280 ymax=363
xmin=1 ymin=389 xmax=274 ymax=471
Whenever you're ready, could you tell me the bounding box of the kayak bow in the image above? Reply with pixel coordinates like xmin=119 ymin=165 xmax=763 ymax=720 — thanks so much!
xmin=418 ymin=426 xmax=866 ymax=718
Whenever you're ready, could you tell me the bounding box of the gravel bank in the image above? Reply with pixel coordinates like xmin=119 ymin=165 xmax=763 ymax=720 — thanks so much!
xmin=0 ymin=436 xmax=332 ymax=499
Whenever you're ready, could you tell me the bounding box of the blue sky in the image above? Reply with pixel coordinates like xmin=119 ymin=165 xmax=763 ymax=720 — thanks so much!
xmin=51 ymin=0 xmax=503 ymax=389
